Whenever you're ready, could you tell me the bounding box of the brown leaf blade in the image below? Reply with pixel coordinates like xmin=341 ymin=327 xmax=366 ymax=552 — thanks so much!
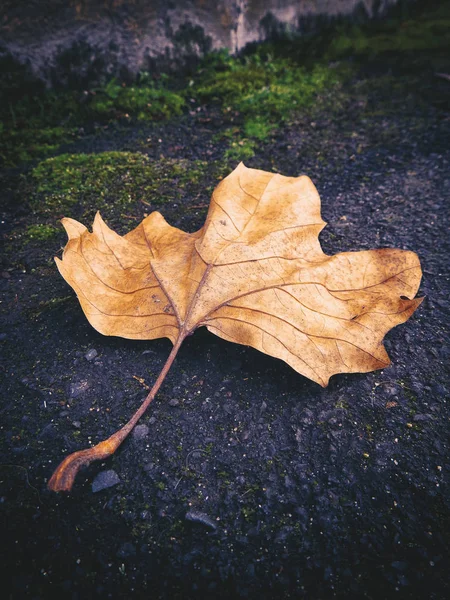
xmin=56 ymin=163 xmax=422 ymax=386
xmin=56 ymin=213 xmax=184 ymax=343
xmin=49 ymin=163 xmax=423 ymax=491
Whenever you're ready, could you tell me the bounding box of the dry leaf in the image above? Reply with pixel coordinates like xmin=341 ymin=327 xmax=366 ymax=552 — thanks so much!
xmin=48 ymin=163 xmax=422 ymax=492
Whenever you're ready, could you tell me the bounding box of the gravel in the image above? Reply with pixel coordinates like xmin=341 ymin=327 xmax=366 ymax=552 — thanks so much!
xmin=85 ymin=349 xmax=98 ymax=361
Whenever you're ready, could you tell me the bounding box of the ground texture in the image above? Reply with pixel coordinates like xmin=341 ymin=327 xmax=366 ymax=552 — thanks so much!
xmin=1 ymin=19 xmax=449 ymax=600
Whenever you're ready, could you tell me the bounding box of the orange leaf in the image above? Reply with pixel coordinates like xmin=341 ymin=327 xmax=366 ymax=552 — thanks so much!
xmin=49 ymin=163 xmax=422 ymax=491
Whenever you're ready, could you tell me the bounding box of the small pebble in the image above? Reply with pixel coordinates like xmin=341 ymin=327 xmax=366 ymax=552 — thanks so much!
xmin=132 ymin=424 xmax=149 ymax=440
xmin=185 ymin=510 xmax=217 ymax=530
xmin=69 ymin=380 xmax=90 ymax=398
xmin=72 ymin=421 xmax=81 ymax=429
xmin=85 ymin=349 xmax=98 ymax=361
xmin=169 ymin=399 xmax=180 ymax=407
xmin=92 ymin=470 xmax=120 ymax=493
xmin=384 ymin=385 xmax=398 ymax=397
xmin=413 ymin=414 xmax=432 ymax=422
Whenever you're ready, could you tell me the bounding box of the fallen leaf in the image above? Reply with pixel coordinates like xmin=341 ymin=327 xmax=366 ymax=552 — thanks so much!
xmin=48 ymin=163 xmax=422 ymax=492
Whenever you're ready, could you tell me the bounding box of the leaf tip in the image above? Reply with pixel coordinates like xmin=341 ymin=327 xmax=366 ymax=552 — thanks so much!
xmin=60 ymin=217 xmax=87 ymax=240
xmin=93 ymin=211 xmax=106 ymax=235
xmin=48 ymin=436 xmax=123 ymax=492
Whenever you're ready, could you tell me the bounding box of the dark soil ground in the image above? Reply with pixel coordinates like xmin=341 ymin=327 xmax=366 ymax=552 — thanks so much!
xmin=1 ymin=12 xmax=450 ymax=600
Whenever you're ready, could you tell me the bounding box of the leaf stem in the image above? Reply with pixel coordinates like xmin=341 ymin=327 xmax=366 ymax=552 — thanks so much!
xmin=48 ymin=334 xmax=185 ymax=492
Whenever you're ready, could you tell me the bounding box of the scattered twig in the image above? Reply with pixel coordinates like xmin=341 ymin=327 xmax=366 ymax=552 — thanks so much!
xmin=132 ymin=375 xmax=150 ymax=390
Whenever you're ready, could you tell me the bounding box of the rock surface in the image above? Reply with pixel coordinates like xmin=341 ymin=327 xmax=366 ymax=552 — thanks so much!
xmin=91 ymin=470 xmax=121 ymax=493
xmin=0 ymin=0 xmax=399 ymax=84
xmin=84 ymin=349 xmax=98 ymax=362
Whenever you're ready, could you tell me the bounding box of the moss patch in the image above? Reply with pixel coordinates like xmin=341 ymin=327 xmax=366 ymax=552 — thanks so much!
xmin=30 ymin=151 xmax=208 ymax=224
xmin=0 ymin=126 xmax=78 ymax=167
xmin=24 ymin=223 xmax=60 ymax=242
xmin=4 ymin=151 xmax=213 ymax=270
xmin=192 ymin=52 xmax=341 ymax=141
xmin=88 ymin=76 xmax=185 ymax=121
xmin=223 ymin=138 xmax=257 ymax=162
xmin=0 ymin=77 xmax=185 ymax=167
xmin=3 ymin=1 xmax=448 ymax=168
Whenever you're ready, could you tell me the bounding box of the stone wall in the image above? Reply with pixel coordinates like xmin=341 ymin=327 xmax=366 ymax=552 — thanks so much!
xmin=0 ymin=0 xmax=405 ymax=86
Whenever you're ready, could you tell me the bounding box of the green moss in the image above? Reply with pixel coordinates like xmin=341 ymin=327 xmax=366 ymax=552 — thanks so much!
xmin=244 ymin=118 xmax=273 ymax=141
xmin=0 ymin=126 xmax=77 ymax=166
xmin=29 ymin=295 xmax=72 ymax=319
xmin=241 ymin=506 xmax=256 ymax=521
xmin=0 ymin=76 xmax=185 ymax=167
xmin=30 ymin=151 xmax=209 ymax=223
xmin=224 ymin=138 xmax=256 ymax=162
xmin=0 ymin=89 xmax=79 ymax=166
xmin=217 ymin=471 xmax=231 ymax=486
xmin=25 ymin=223 xmax=60 ymax=242
xmin=204 ymin=443 xmax=214 ymax=455
xmin=2 ymin=1 xmax=448 ymax=171
xmin=89 ymin=77 xmax=185 ymax=121
xmin=335 ymin=399 xmax=349 ymax=409
xmin=193 ymin=52 xmax=340 ymax=126
xmin=192 ymin=51 xmax=342 ymax=161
